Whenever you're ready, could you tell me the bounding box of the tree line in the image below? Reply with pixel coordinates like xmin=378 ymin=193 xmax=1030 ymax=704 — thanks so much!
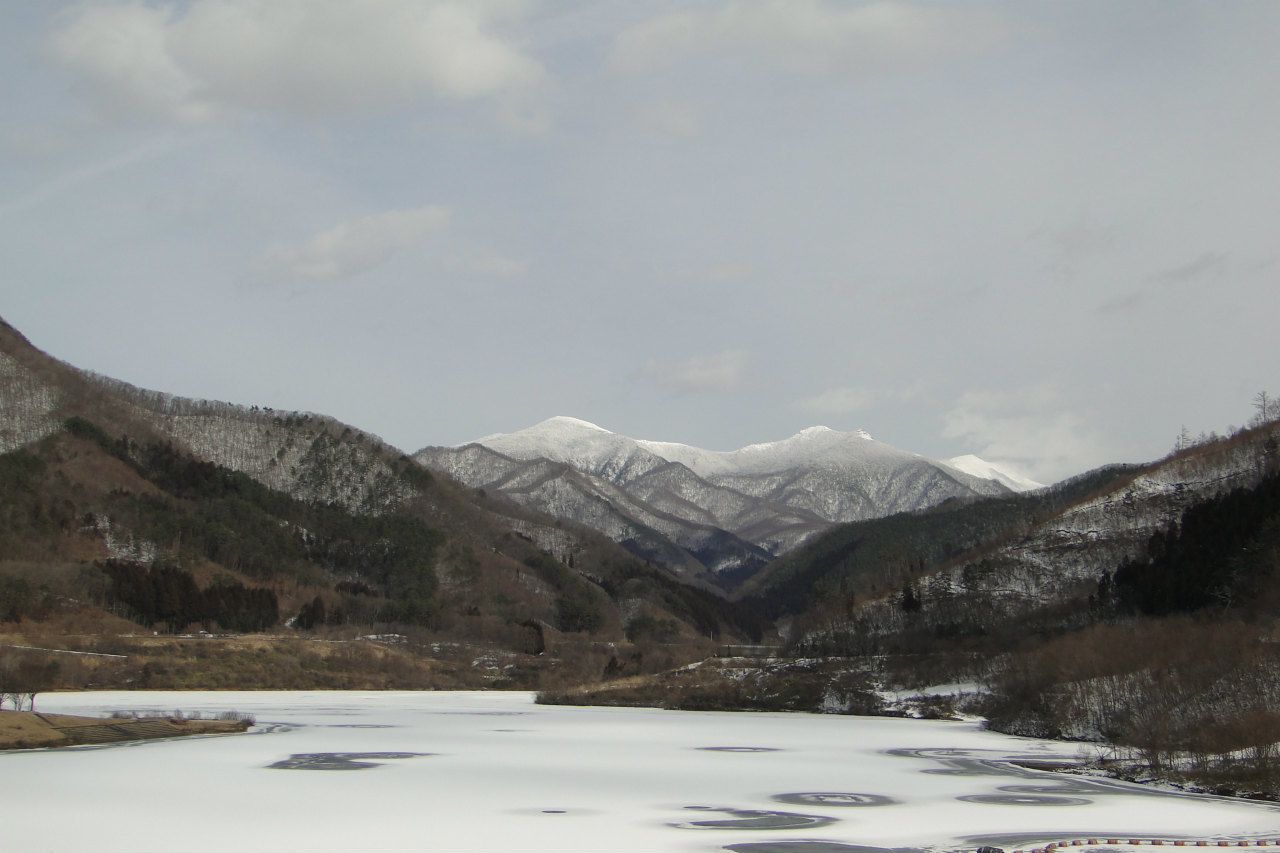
xmin=100 ymin=559 xmax=278 ymax=633
xmin=1114 ymin=468 xmax=1280 ymax=617
xmin=61 ymin=419 xmax=445 ymax=625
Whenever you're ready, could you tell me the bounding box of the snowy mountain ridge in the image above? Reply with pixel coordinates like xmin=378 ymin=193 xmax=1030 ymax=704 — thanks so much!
xmin=416 ymin=417 xmax=1022 ymax=583
xmin=468 ymin=416 xmax=1030 ymax=488
xmin=790 ymin=418 xmax=1280 ymax=657
xmin=944 ymin=454 xmax=1045 ymax=493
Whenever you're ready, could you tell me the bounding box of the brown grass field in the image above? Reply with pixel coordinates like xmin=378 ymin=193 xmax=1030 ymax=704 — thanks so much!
xmin=0 ymin=708 xmax=250 ymax=750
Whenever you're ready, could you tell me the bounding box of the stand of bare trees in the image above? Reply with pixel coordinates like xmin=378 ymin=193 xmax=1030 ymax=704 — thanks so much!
xmin=0 ymin=652 xmax=59 ymax=712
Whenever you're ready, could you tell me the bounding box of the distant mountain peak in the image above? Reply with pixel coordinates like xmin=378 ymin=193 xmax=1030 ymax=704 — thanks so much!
xmin=945 ymin=454 xmax=1044 ymax=492
xmin=795 ymin=425 xmax=872 ymax=441
xmin=542 ymin=415 xmax=611 ymax=433
xmin=418 ymin=416 xmax=1017 ymax=582
xmin=473 ymin=415 xmax=611 ymax=445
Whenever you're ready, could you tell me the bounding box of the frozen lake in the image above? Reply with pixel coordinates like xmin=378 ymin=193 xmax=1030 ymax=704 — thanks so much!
xmin=6 ymin=691 xmax=1280 ymax=853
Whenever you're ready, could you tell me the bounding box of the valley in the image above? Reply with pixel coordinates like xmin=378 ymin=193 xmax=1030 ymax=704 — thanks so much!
xmin=3 ymin=314 xmax=1280 ymax=800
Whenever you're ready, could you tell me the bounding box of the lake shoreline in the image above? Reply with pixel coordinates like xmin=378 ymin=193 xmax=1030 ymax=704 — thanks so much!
xmin=0 ymin=708 xmax=251 ymax=750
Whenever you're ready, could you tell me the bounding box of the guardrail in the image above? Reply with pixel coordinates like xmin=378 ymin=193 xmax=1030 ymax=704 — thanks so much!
xmin=1011 ymin=838 xmax=1280 ymax=853
xmin=712 ymin=644 xmax=786 ymax=659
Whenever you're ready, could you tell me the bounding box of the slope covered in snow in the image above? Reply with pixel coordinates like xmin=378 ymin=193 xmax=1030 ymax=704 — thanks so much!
xmin=417 ymin=417 xmax=1015 ymax=582
xmin=474 ymin=416 xmax=669 ymax=483
xmin=788 ymin=421 xmax=1280 ymax=658
xmin=945 ymin=454 xmax=1045 ymax=492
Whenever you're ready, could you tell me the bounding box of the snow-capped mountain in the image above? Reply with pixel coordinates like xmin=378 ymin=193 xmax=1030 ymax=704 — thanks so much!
xmin=779 ymin=418 xmax=1280 ymax=658
xmin=415 ymin=417 xmax=1016 ymax=582
xmin=474 ymin=417 xmax=671 ymax=483
xmin=945 ymin=454 xmax=1044 ymax=493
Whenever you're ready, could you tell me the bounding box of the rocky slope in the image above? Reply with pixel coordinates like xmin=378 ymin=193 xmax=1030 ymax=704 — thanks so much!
xmin=785 ymin=418 xmax=1280 ymax=652
xmin=0 ymin=317 xmax=770 ymax=670
xmin=416 ymin=416 xmax=1016 ymax=582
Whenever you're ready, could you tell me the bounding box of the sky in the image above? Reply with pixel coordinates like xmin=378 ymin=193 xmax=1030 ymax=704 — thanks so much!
xmin=2 ymin=1 xmax=1277 ymax=484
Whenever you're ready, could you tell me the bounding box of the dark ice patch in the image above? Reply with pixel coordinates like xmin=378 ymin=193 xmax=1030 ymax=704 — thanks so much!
xmin=732 ymin=840 xmax=921 ymax=845
xmin=698 ymin=746 xmax=783 ymax=753
xmin=957 ymin=793 xmax=1089 ymax=807
xmin=267 ymin=752 xmax=429 ymax=770
xmin=773 ymin=792 xmax=897 ymax=808
xmin=999 ymin=783 xmax=1101 ymax=797
xmin=671 ymin=806 xmax=836 ymax=830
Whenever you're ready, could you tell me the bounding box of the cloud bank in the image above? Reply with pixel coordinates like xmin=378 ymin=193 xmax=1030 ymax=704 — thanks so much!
xmin=46 ymin=0 xmax=544 ymax=124
xmin=942 ymin=385 xmax=1117 ymax=483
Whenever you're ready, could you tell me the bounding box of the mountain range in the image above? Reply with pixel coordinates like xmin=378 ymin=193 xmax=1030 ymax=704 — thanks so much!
xmin=8 ymin=316 xmax=1279 ymax=797
xmin=415 ymin=416 xmax=1031 ymax=583
xmin=0 ymin=316 xmax=774 ymax=681
xmin=5 ymin=309 xmax=1280 ymax=730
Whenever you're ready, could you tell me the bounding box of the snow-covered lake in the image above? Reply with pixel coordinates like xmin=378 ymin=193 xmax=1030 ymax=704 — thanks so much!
xmin=6 ymin=691 xmax=1280 ymax=853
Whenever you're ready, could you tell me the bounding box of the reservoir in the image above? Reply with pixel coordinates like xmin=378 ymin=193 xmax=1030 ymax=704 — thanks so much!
xmin=6 ymin=691 xmax=1279 ymax=853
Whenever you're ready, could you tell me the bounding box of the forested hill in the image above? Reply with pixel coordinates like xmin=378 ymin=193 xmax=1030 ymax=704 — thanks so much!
xmin=1 ymin=317 xmax=769 ymax=691
xmin=754 ymin=409 xmax=1280 ymax=630
xmin=737 ymin=462 xmax=1141 ymax=617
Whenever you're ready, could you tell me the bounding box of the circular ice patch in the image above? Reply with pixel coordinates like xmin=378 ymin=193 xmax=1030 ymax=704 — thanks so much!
xmin=671 ymin=807 xmax=836 ymax=830
xmin=773 ymin=792 xmax=897 ymax=807
xmin=1000 ymin=783 xmax=1101 ymax=797
xmin=957 ymin=793 xmax=1090 ymax=807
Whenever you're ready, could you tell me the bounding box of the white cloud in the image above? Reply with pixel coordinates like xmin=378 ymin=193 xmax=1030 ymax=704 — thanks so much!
xmin=257 ymin=205 xmax=451 ymax=279
xmin=642 ymin=349 xmax=750 ymax=393
xmin=46 ymin=3 xmax=218 ymax=125
xmin=794 ymin=386 xmax=875 ymax=415
xmin=45 ymin=0 xmax=544 ymax=125
xmin=609 ymin=0 xmax=1010 ymax=78
xmin=941 ymin=384 xmax=1115 ymax=483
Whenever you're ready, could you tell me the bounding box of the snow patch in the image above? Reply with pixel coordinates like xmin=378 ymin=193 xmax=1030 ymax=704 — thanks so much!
xmin=946 ymin=454 xmax=1045 ymax=492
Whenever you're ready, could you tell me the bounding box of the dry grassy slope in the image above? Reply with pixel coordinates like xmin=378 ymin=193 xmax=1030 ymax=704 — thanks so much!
xmin=0 ymin=708 xmax=249 ymax=750
xmin=0 ymin=426 xmax=739 ymax=652
xmin=1 ymin=318 xmax=769 ymax=675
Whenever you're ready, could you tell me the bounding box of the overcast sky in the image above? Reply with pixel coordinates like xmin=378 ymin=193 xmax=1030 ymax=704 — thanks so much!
xmin=3 ymin=1 xmax=1277 ymax=483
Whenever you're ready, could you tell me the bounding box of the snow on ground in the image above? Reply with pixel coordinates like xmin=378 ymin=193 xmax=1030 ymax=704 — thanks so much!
xmin=6 ymin=691 xmax=1279 ymax=853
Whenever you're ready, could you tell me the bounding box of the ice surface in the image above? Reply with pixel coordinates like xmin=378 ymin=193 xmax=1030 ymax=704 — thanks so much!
xmin=7 ymin=691 xmax=1279 ymax=853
